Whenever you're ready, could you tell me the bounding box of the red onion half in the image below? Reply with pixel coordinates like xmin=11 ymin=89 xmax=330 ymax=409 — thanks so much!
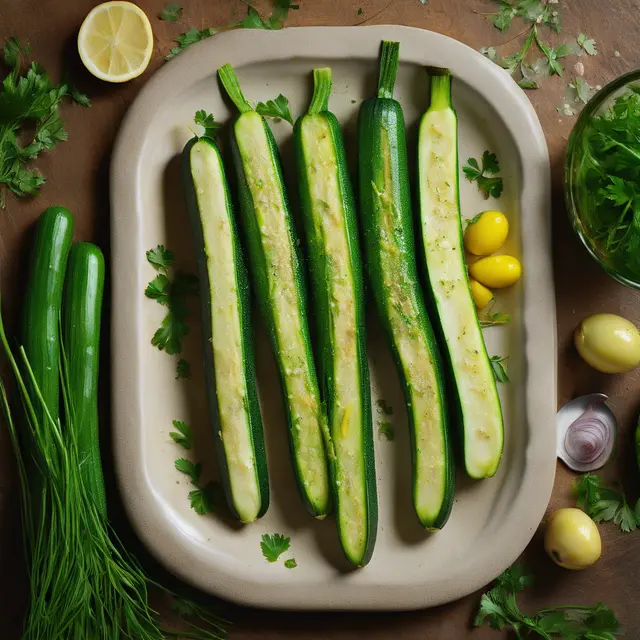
xmin=556 ymin=394 xmax=617 ymax=472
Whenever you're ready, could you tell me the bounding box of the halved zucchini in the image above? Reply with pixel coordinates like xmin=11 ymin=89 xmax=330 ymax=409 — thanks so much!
xmin=358 ymin=42 xmax=454 ymax=529
xmin=182 ymin=135 xmax=269 ymax=523
xmin=218 ymin=64 xmax=331 ymax=518
xmin=294 ymin=68 xmax=377 ymax=565
xmin=418 ymin=68 xmax=504 ymax=479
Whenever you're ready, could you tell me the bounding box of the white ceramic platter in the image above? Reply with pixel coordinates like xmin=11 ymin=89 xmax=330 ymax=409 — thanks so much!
xmin=111 ymin=25 xmax=556 ymax=610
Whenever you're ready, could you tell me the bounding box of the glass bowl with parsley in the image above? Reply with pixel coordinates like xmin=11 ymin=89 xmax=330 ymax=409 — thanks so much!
xmin=566 ymin=70 xmax=640 ymax=288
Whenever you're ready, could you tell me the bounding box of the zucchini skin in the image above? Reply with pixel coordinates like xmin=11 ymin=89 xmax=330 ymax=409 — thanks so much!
xmin=22 ymin=206 xmax=74 ymax=427
xmin=294 ymin=109 xmax=378 ymax=566
xmin=228 ymin=113 xmax=331 ymax=517
xmin=63 ymin=242 xmax=107 ymax=517
xmin=182 ymin=136 xmax=269 ymax=521
xmin=358 ymin=97 xmax=454 ymax=529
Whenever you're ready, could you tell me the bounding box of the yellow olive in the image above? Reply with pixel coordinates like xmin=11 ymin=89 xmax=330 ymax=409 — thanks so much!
xmin=464 ymin=210 xmax=510 ymax=256
xmin=469 ymin=279 xmax=494 ymax=309
xmin=544 ymin=508 xmax=601 ymax=570
xmin=468 ymin=255 xmax=522 ymax=289
xmin=574 ymin=313 xmax=640 ymax=374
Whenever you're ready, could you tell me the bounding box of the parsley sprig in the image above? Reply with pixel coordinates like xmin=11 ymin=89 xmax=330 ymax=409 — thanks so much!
xmin=175 ymin=458 xmax=218 ymax=515
xmin=159 ymin=2 xmax=182 ymax=22
xmin=0 ymin=37 xmax=90 ymax=205
xmin=574 ymin=474 xmax=640 ymax=534
xmin=463 ymin=151 xmax=503 ymax=199
xmin=490 ymin=355 xmax=510 ymax=383
xmin=145 ymin=245 xmax=198 ymax=356
xmin=256 ymin=94 xmax=294 ymax=125
xmin=475 ymin=564 xmax=621 ymax=638
xmin=260 ymin=533 xmax=291 ymax=562
xmin=480 ymin=311 xmax=512 ymax=328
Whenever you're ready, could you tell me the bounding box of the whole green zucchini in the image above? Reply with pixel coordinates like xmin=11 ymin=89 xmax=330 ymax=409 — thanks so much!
xmin=182 ymin=134 xmax=269 ymax=523
xmin=358 ymin=41 xmax=454 ymax=529
xmin=63 ymin=242 xmax=107 ymax=516
xmin=294 ymin=68 xmax=377 ymax=565
xmin=418 ymin=69 xmax=503 ymax=479
xmin=218 ymin=64 xmax=331 ymax=518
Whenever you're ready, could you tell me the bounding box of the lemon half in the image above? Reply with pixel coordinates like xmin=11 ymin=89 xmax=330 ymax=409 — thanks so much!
xmin=78 ymin=2 xmax=153 ymax=83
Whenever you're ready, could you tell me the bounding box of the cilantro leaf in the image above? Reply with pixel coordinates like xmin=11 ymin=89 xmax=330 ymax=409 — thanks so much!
xmin=570 ymin=77 xmax=593 ymax=105
xmin=170 ymin=420 xmax=192 ymax=449
xmin=166 ymin=27 xmax=216 ymax=60
xmin=189 ymin=481 xmax=216 ymax=515
xmin=159 ymin=2 xmax=183 ymax=22
xmin=194 ymin=109 xmax=222 ymax=138
xmin=378 ymin=421 xmax=395 ymax=441
xmin=175 ymin=458 xmax=201 ymax=484
xmin=480 ymin=311 xmax=511 ymax=328
xmin=69 ymin=86 xmax=91 ymax=107
xmin=284 ymin=558 xmax=297 ymax=569
xmin=256 ymin=94 xmax=293 ymax=125
xmin=463 ymin=151 xmax=504 ymax=199
xmin=147 ymin=245 xmax=174 ymax=271
xmin=490 ymin=355 xmax=510 ymax=383
xmin=261 ymin=533 xmax=291 ymax=562
xmin=145 ymin=274 xmax=171 ymax=304
xmin=3 ymin=37 xmax=30 ymax=68
xmin=577 ymin=33 xmax=598 ymax=56
xmin=605 ymin=176 xmax=635 ymax=207
xmin=491 ymin=2 xmax=516 ymax=33
xmin=152 ymin=311 xmax=189 ymax=355
xmin=534 ymin=32 xmax=565 ymax=77
xmin=176 ymin=358 xmax=191 ymax=379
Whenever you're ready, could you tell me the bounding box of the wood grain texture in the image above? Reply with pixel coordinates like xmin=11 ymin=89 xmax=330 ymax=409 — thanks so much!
xmin=2 ymin=0 xmax=640 ymax=637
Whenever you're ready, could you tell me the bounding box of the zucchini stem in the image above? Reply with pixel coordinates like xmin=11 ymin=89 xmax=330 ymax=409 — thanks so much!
xmin=218 ymin=63 xmax=253 ymax=114
xmin=427 ymin=67 xmax=452 ymax=111
xmin=308 ymin=67 xmax=332 ymax=115
xmin=377 ymin=40 xmax=400 ymax=99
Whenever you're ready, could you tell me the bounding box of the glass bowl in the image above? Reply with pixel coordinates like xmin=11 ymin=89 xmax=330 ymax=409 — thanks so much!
xmin=565 ymin=69 xmax=640 ymax=289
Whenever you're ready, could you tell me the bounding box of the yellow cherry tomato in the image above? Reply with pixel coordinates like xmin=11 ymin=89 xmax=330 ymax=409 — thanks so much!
xmin=464 ymin=210 xmax=509 ymax=256
xmin=469 ymin=279 xmax=494 ymax=309
xmin=574 ymin=313 xmax=640 ymax=373
xmin=544 ymin=508 xmax=601 ymax=570
xmin=468 ymin=255 xmax=521 ymax=289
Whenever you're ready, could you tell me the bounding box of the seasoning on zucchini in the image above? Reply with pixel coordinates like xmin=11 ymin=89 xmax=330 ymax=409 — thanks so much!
xmin=418 ymin=68 xmax=504 ymax=479
xmin=358 ymin=41 xmax=454 ymax=529
xmin=294 ymin=67 xmax=377 ymax=565
xmin=182 ymin=133 xmax=269 ymax=523
xmin=218 ymin=63 xmax=331 ymax=518
xmin=63 ymin=242 xmax=107 ymax=516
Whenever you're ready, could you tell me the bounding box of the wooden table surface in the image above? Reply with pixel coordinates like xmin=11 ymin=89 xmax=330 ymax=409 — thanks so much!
xmin=2 ymin=0 xmax=640 ymax=637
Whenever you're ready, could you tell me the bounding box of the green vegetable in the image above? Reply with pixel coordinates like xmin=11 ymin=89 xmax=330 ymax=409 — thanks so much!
xmin=569 ymin=88 xmax=640 ymax=280
xmin=294 ymin=67 xmax=377 ymax=565
xmin=182 ymin=134 xmax=269 ymax=523
xmin=256 ymin=94 xmax=293 ymax=124
xmin=159 ymin=2 xmax=182 ymax=22
xmin=174 ymin=458 xmax=218 ymax=516
xmin=218 ymin=63 xmax=331 ymax=518
xmin=475 ymin=563 xmax=620 ymax=638
xmin=63 ymin=242 xmax=106 ymax=516
xmin=462 ymin=151 xmax=504 ymax=199
xmin=378 ymin=422 xmax=395 ymax=441
xmin=418 ymin=69 xmax=504 ymax=480
xmin=490 ymin=355 xmax=510 ymax=383
xmin=0 ymin=38 xmax=90 ymax=205
xmin=261 ymin=533 xmax=291 ymax=562
xmin=577 ymin=33 xmax=597 ymax=56
xmin=358 ymin=41 xmax=453 ymax=529
xmin=480 ymin=311 xmax=511 ymax=328
xmin=284 ymin=558 xmax=297 ymax=569
xmin=170 ymin=419 xmax=192 ymax=449
xmin=194 ymin=109 xmax=222 ymax=137
xmin=574 ymin=474 xmax=640 ymax=533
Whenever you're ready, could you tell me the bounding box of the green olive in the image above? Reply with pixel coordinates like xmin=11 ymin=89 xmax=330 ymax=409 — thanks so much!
xmin=574 ymin=313 xmax=640 ymax=373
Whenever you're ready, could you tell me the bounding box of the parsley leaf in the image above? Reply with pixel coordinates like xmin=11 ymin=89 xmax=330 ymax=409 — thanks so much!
xmin=152 ymin=312 xmax=189 ymax=355
xmin=256 ymin=94 xmax=294 ymax=125
xmin=577 ymin=33 xmax=597 ymax=56
xmin=463 ymin=151 xmax=504 ymax=199
xmin=261 ymin=533 xmax=291 ymax=562
xmin=376 ymin=398 xmax=394 ymax=415
xmin=378 ymin=421 xmax=395 ymax=441
xmin=284 ymin=558 xmax=297 ymax=569
xmin=170 ymin=420 xmax=192 ymax=449
xmin=145 ymin=274 xmax=171 ymax=304
xmin=176 ymin=358 xmax=191 ymax=379
xmin=147 ymin=245 xmax=174 ymax=271
xmin=175 ymin=458 xmax=201 ymax=484
xmin=189 ymin=482 xmax=216 ymax=515
xmin=175 ymin=453 xmax=218 ymax=516
xmin=159 ymin=2 xmax=183 ymax=22
xmin=194 ymin=109 xmax=222 ymax=138
xmin=2 ymin=36 xmax=30 ymax=67
xmin=480 ymin=311 xmax=511 ymax=328
xmin=569 ymin=77 xmax=593 ymax=104
xmin=166 ymin=27 xmax=217 ymax=60
xmin=491 ymin=2 xmax=517 ymax=33
xmin=490 ymin=355 xmax=510 ymax=383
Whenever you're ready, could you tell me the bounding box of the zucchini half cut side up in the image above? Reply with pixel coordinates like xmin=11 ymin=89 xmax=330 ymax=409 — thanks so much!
xmin=217 ymin=64 xmax=332 ymax=518
xmin=294 ymin=68 xmax=377 ymax=566
xmin=182 ymin=135 xmax=269 ymax=523
xmin=358 ymin=42 xmax=454 ymax=529
xmin=418 ymin=68 xmax=504 ymax=479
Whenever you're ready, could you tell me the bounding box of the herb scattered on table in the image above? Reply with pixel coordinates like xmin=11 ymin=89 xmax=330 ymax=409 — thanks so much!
xmin=170 ymin=419 xmax=192 ymax=449
xmin=175 ymin=458 xmax=218 ymax=515
xmin=145 ymin=244 xmax=198 ymax=356
xmin=256 ymin=94 xmax=294 ymax=125
xmin=376 ymin=398 xmax=394 ymax=416
xmin=480 ymin=311 xmax=511 ymax=328
xmin=378 ymin=421 xmax=395 ymax=441
xmin=577 ymin=32 xmax=597 ymax=56
xmin=574 ymin=474 xmax=640 ymax=533
xmin=284 ymin=558 xmax=297 ymax=569
xmin=475 ymin=563 xmax=621 ymax=638
xmin=176 ymin=358 xmax=191 ymax=379
xmin=166 ymin=0 xmax=299 ymax=59
xmin=194 ymin=109 xmax=222 ymax=137
xmin=261 ymin=533 xmax=291 ymax=563
xmin=463 ymin=151 xmax=503 ymax=199
xmin=0 ymin=36 xmax=91 ymax=206
xmin=357 ymin=7 xmax=363 ymax=15
xmin=159 ymin=2 xmax=182 ymax=22
xmin=490 ymin=355 xmax=509 ymax=383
